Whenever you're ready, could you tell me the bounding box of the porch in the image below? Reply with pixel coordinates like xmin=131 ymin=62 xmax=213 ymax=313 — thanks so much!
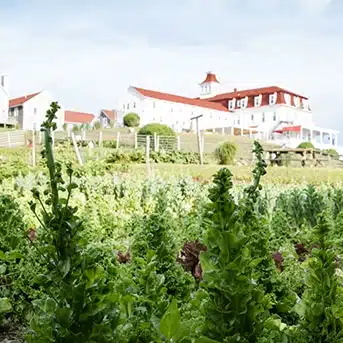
xmin=272 ymin=125 xmax=338 ymax=150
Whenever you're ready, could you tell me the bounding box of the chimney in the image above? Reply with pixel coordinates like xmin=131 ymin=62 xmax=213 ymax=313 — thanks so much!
xmin=0 ymin=74 xmax=9 ymax=95
xmin=234 ymin=88 xmax=238 ymax=92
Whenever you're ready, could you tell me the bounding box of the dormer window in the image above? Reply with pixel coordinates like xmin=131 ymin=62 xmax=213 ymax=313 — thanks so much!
xmin=269 ymin=92 xmax=277 ymax=105
xmin=293 ymin=96 xmax=300 ymax=107
xmin=254 ymin=94 xmax=262 ymax=107
xmin=240 ymin=96 xmax=248 ymax=109
xmin=228 ymin=98 xmax=236 ymax=111
xmin=284 ymin=93 xmax=291 ymax=105
xmin=236 ymin=99 xmax=241 ymax=108
xmin=302 ymin=99 xmax=309 ymax=110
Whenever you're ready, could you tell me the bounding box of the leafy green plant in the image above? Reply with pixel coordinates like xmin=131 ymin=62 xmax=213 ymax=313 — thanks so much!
xmin=199 ymin=167 xmax=270 ymax=341
xmin=138 ymin=123 xmax=175 ymax=136
xmin=214 ymin=141 xmax=237 ymax=165
xmin=26 ymin=102 xmax=121 ymax=342
xmin=298 ymin=211 xmax=343 ymax=342
xmin=325 ymin=148 xmax=339 ymax=158
xmin=93 ymin=120 xmax=101 ymax=130
xmin=124 ymin=113 xmax=140 ymax=127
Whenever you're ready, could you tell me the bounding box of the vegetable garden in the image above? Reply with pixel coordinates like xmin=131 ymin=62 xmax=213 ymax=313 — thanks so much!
xmin=1 ymin=103 xmax=343 ymax=342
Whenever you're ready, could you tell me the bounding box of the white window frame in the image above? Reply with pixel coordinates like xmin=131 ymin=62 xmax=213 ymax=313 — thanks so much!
xmin=284 ymin=93 xmax=291 ymax=105
xmin=269 ymin=92 xmax=277 ymax=105
xmin=302 ymin=99 xmax=309 ymax=110
xmin=241 ymin=96 xmax=248 ymax=109
xmin=228 ymin=98 xmax=236 ymax=111
xmin=293 ymin=96 xmax=300 ymax=107
xmin=254 ymin=94 xmax=262 ymax=107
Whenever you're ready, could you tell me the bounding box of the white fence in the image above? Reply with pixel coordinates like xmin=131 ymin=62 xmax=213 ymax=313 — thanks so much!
xmin=0 ymin=130 xmax=26 ymax=148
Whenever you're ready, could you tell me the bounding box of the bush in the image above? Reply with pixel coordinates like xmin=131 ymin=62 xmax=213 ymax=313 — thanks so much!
xmin=297 ymin=142 xmax=314 ymax=149
xmin=93 ymin=120 xmax=101 ymax=130
xmin=215 ymin=141 xmax=237 ymax=165
xmin=325 ymin=148 xmax=339 ymax=157
xmin=124 ymin=113 xmax=140 ymax=127
xmin=139 ymin=123 xmax=175 ymax=136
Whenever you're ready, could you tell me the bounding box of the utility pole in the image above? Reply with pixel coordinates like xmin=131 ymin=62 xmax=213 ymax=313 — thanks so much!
xmin=191 ymin=114 xmax=204 ymax=165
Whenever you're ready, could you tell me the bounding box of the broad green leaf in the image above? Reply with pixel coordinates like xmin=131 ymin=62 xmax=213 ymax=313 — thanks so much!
xmin=0 ymin=298 xmax=12 ymax=315
xmin=0 ymin=264 xmax=6 ymax=275
xmin=160 ymin=299 xmax=180 ymax=340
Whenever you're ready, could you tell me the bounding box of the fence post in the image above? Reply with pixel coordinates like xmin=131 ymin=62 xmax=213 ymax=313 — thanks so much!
xmin=116 ymin=132 xmax=120 ymax=149
xmin=98 ymin=131 xmax=103 ymax=147
xmin=82 ymin=128 xmax=86 ymax=141
xmin=156 ymin=136 xmax=160 ymax=152
xmin=7 ymin=132 xmax=11 ymax=148
xmin=154 ymin=133 xmax=157 ymax=151
xmin=134 ymin=132 xmax=138 ymax=149
xmin=71 ymin=132 xmax=83 ymax=165
xmin=177 ymin=136 xmax=181 ymax=151
xmin=32 ymin=129 xmax=36 ymax=167
xmin=146 ymin=135 xmax=150 ymax=176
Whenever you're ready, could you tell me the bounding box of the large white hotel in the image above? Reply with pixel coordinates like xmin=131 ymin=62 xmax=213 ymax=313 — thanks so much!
xmin=120 ymin=72 xmax=339 ymax=151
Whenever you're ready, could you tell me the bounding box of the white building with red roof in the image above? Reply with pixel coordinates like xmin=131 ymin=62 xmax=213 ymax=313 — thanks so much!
xmin=121 ymin=72 xmax=338 ymax=150
xmin=64 ymin=110 xmax=96 ymax=129
xmin=6 ymin=90 xmax=64 ymax=130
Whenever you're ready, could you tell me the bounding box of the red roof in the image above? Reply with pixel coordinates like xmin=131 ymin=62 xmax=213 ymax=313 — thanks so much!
xmin=274 ymin=125 xmax=302 ymax=133
xmin=132 ymin=87 xmax=228 ymax=112
xmin=101 ymin=109 xmax=117 ymax=121
xmin=200 ymin=72 xmax=219 ymax=84
xmin=64 ymin=110 xmax=95 ymax=124
xmin=9 ymin=92 xmax=41 ymax=107
xmin=208 ymin=86 xmax=308 ymax=101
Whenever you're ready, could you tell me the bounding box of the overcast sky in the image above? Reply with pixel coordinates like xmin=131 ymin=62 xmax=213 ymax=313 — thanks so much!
xmin=0 ymin=0 xmax=342 ymax=132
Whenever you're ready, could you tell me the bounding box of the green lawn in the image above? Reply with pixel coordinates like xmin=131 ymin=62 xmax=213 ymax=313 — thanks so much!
xmin=129 ymin=163 xmax=343 ymax=185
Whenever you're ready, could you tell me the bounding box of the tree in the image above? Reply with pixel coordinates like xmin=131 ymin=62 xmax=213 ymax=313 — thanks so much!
xmin=124 ymin=112 xmax=140 ymax=127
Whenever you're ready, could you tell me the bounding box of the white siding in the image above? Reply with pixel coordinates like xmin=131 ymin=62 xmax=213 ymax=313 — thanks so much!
xmin=0 ymin=85 xmax=9 ymax=124
xmin=22 ymin=91 xmax=64 ymax=130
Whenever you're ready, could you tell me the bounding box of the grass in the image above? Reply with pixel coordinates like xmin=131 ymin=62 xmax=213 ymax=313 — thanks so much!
xmin=129 ymin=163 xmax=343 ymax=185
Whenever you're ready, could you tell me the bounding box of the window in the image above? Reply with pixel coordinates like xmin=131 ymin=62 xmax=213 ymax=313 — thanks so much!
xmin=284 ymin=93 xmax=291 ymax=105
xmin=123 ymin=104 xmax=125 ymax=110
xmin=237 ymin=119 xmax=240 ymax=125
xmin=269 ymin=92 xmax=277 ymax=105
xmin=251 ymin=114 xmax=254 ymax=122
xmin=127 ymin=104 xmax=129 ymax=110
xmin=236 ymin=99 xmax=241 ymax=108
xmin=293 ymin=96 xmax=300 ymax=107
xmin=228 ymin=99 xmax=236 ymax=110
xmin=273 ymin=112 xmax=276 ymax=121
xmin=133 ymin=102 xmax=136 ymax=108
xmin=240 ymin=96 xmax=248 ymax=109
xmin=302 ymin=99 xmax=309 ymax=110
xmin=262 ymin=113 xmax=265 ymax=122
xmin=153 ymin=102 xmax=156 ymax=108
xmin=254 ymin=95 xmax=262 ymax=107
xmin=34 ymin=108 xmax=37 ymax=115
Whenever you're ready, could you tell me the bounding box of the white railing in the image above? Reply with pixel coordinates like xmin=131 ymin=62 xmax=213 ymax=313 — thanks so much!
xmin=0 ymin=130 xmax=25 ymax=148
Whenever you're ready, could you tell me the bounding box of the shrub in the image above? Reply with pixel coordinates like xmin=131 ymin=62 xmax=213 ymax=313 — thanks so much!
xmin=124 ymin=113 xmax=140 ymax=127
xmin=214 ymin=141 xmax=237 ymax=165
xmin=325 ymin=148 xmax=339 ymax=157
xmin=297 ymin=142 xmax=314 ymax=149
xmin=62 ymin=123 xmax=68 ymax=131
xmin=138 ymin=123 xmax=175 ymax=136
xmin=93 ymin=120 xmax=101 ymax=130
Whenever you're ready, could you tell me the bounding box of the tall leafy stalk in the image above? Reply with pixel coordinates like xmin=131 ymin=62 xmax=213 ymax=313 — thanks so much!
xmin=299 ymin=211 xmax=343 ymax=342
xmin=27 ymin=102 xmax=120 ymax=342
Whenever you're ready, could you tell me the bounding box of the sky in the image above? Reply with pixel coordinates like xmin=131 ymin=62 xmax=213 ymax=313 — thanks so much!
xmin=0 ymin=0 xmax=342 ymax=131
